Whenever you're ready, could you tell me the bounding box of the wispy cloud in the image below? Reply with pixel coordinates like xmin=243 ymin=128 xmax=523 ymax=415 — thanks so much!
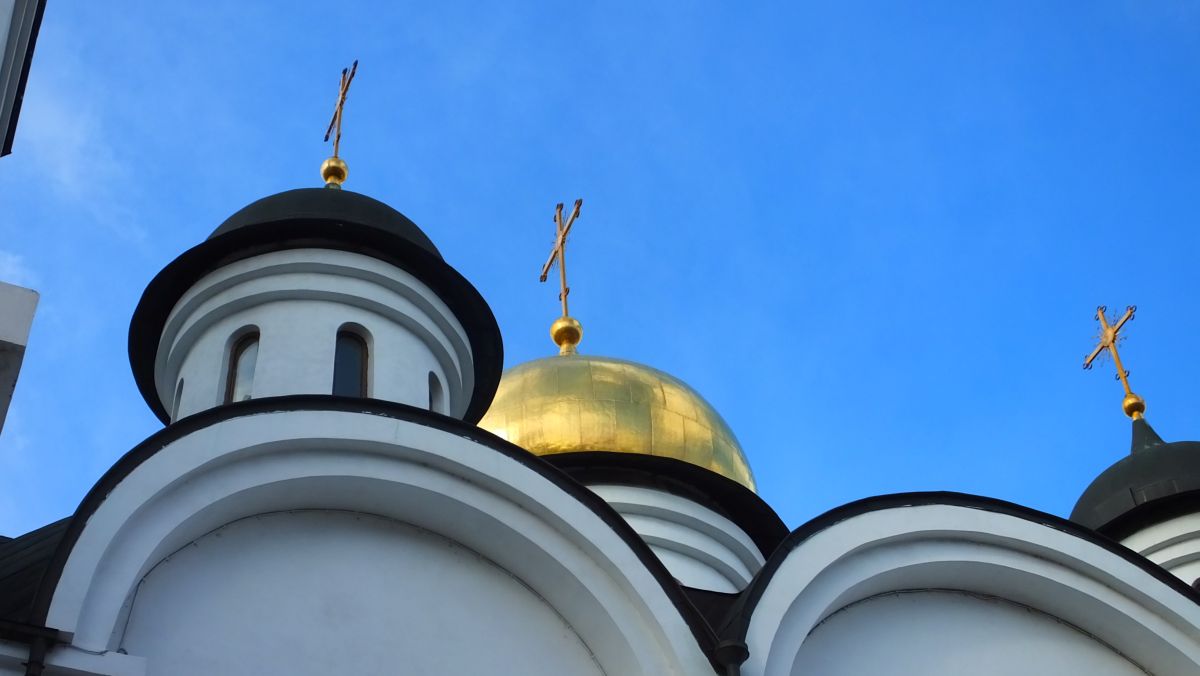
xmin=16 ymin=54 xmax=147 ymax=247
xmin=19 ymin=88 xmax=115 ymax=198
xmin=0 ymin=250 xmax=37 ymax=287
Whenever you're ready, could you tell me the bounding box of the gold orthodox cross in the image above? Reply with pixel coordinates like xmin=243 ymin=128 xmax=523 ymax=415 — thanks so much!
xmin=1084 ymin=305 xmax=1145 ymax=419
xmin=540 ymin=199 xmax=583 ymax=317
xmin=324 ymin=60 xmax=358 ymax=158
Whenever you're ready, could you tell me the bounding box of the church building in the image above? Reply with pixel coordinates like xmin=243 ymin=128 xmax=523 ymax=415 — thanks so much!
xmin=2 ymin=73 xmax=1200 ymax=675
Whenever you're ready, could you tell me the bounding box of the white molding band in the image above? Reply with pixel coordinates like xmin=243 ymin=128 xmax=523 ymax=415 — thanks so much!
xmin=744 ymin=505 xmax=1200 ymax=676
xmin=589 ymin=484 xmax=764 ymax=592
xmin=157 ymin=249 xmax=473 ymax=420
xmin=45 ymin=409 xmax=712 ymax=675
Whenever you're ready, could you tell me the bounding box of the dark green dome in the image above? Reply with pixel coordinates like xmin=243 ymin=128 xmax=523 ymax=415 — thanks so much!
xmin=210 ymin=187 xmax=441 ymax=257
xmin=1071 ymin=419 xmax=1200 ymax=538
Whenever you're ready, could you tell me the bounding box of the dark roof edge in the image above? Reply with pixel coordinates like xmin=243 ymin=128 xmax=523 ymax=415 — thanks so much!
xmin=1096 ymin=490 xmax=1200 ymax=542
xmin=718 ymin=491 xmax=1200 ymax=641
xmin=127 ymin=221 xmax=503 ymax=425
xmin=0 ymin=618 xmax=59 ymax=644
xmin=1070 ymin=437 xmax=1200 ymax=532
xmin=544 ymin=452 xmax=789 ymax=559
xmin=1 ymin=0 xmax=46 ymax=157
xmin=28 ymin=395 xmax=719 ymax=666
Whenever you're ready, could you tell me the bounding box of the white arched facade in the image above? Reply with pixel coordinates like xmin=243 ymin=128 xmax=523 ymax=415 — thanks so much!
xmin=155 ymin=249 xmax=474 ymax=421
xmin=120 ymin=510 xmax=605 ymax=676
xmin=34 ymin=408 xmax=714 ymax=676
xmin=587 ymin=484 xmax=764 ymax=592
xmin=742 ymin=503 xmax=1200 ymax=676
xmin=790 ymin=589 xmax=1146 ymax=676
xmin=1122 ymin=512 xmax=1200 ymax=586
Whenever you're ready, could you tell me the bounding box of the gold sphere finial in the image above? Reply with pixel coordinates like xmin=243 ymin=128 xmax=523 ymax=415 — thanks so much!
xmin=321 ymin=157 xmax=348 ymax=189
xmin=1123 ymin=392 xmax=1146 ymax=420
xmin=551 ymin=316 xmax=583 ymax=356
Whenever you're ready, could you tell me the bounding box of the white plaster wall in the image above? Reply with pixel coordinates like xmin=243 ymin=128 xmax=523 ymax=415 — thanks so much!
xmin=588 ymin=484 xmax=763 ymax=592
xmin=0 ymin=280 xmax=37 ymax=347
xmin=791 ymin=591 xmax=1145 ymax=676
xmin=158 ymin=249 xmax=473 ymax=421
xmin=0 ymin=1 xmax=15 ymax=51
xmin=1122 ymin=513 xmax=1200 ymax=584
xmin=120 ymin=510 xmax=603 ymax=676
xmin=46 ymin=410 xmax=713 ymax=675
xmin=0 ymin=280 xmax=37 ymax=435
xmin=743 ymin=504 xmax=1200 ymax=676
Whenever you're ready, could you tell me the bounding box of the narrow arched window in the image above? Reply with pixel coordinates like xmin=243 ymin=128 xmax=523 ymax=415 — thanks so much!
xmin=428 ymin=371 xmax=444 ymax=413
xmin=333 ymin=330 xmax=369 ymax=397
xmin=225 ymin=333 xmax=259 ymax=403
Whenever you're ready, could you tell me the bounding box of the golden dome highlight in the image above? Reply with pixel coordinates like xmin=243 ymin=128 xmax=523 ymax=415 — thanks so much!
xmin=478 ymin=354 xmax=756 ymax=491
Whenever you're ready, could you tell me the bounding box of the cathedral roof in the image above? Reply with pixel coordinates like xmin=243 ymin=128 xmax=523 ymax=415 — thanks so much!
xmin=128 ymin=187 xmax=503 ymax=424
xmin=0 ymin=518 xmax=68 ymax=627
xmin=0 ymin=395 xmax=727 ymax=658
xmin=208 ymin=187 xmax=441 ymax=256
xmin=478 ymin=352 xmax=756 ymax=491
xmin=1071 ymin=418 xmax=1200 ymax=537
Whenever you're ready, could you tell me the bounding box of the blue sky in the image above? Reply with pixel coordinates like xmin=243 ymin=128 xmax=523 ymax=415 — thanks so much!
xmin=1 ymin=2 xmax=1199 ymax=537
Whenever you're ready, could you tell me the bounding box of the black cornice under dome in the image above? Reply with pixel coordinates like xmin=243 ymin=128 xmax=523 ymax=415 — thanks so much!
xmin=129 ymin=187 xmax=503 ymax=425
xmin=1071 ymin=418 xmax=1200 ymax=538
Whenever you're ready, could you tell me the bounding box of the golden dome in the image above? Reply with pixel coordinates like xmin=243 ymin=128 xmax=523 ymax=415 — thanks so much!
xmin=478 ymin=353 xmax=756 ymax=491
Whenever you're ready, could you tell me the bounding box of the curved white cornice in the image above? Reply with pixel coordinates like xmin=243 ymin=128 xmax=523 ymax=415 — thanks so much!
xmin=743 ymin=503 xmax=1200 ymax=676
xmin=589 ymin=484 xmax=764 ymax=592
xmin=1123 ymin=512 xmax=1200 ymax=585
xmin=45 ymin=406 xmax=713 ymax=675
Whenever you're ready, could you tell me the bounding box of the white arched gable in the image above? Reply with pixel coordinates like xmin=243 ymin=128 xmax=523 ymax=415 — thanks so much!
xmin=43 ymin=403 xmax=714 ymax=675
xmin=742 ymin=501 xmax=1200 ymax=676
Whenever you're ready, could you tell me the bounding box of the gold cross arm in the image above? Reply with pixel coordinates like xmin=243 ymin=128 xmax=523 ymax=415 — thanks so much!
xmin=1083 ymin=305 xmax=1134 ymax=371
xmin=324 ymin=60 xmax=358 ymax=157
xmin=539 ymin=199 xmax=583 ymax=317
xmin=1083 ymin=304 xmax=1145 ymax=419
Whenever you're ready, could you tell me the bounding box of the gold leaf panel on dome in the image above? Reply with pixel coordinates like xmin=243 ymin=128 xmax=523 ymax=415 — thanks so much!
xmin=478 ymin=353 xmax=757 ymax=491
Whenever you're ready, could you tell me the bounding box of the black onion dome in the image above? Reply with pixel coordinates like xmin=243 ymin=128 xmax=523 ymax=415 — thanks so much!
xmin=1071 ymin=419 xmax=1200 ymax=538
xmin=129 ymin=187 xmax=502 ymax=425
xmin=210 ymin=188 xmax=440 ymax=257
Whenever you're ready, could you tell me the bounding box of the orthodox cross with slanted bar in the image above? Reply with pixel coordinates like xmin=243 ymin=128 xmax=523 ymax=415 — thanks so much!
xmin=540 ymin=199 xmax=583 ymax=317
xmin=324 ymin=60 xmax=358 ymax=158
xmin=1084 ymin=305 xmax=1146 ymax=419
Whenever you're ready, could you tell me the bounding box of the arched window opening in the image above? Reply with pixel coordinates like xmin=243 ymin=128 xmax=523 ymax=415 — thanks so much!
xmin=428 ymin=371 xmax=445 ymax=414
xmin=224 ymin=333 xmax=259 ymax=404
xmin=333 ymin=330 xmax=369 ymax=397
xmin=172 ymin=378 xmax=185 ymax=419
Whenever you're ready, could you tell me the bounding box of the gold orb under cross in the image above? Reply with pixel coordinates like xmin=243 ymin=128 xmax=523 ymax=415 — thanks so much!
xmin=321 ymin=157 xmax=348 ymax=188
